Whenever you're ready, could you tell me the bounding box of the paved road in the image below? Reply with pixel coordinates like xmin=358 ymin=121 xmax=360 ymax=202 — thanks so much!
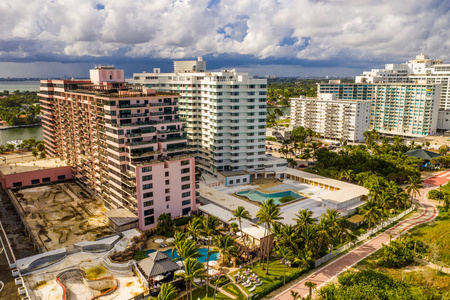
xmin=272 ymin=170 xmax=446 ymax=299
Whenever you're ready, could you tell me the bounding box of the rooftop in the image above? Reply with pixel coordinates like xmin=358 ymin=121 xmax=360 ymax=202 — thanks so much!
xmin=0 ymin=158 xmax=68 ymax=175
xmin=104 ymin=208 xmax=139 ymax=227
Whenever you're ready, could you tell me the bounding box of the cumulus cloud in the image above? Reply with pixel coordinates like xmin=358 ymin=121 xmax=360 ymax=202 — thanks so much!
xmin=0 ymin=0 xmax=450 ymax=73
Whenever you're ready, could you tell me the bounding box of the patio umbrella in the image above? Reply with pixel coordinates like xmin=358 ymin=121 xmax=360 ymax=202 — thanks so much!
xmin=174 ymin=270 xmax=185 ymax=275
xmin=208 ymin=269 xmax=218 ymax=276
xmin=165 ymin=238 xmax=175 ymax=243
xmin=154 ymin=239 xmax=164 ymax=244
xmin=153 ymin=275 xmax=165 ymax=281
xmin=207 ymin=261 xmax=218 ymax=267
xmin=176 ymin=261 xmax=184 ymax=267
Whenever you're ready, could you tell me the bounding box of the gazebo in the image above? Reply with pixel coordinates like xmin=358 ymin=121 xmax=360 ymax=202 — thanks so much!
xmin=137 ymin=251 xmax=181 ymax=280
xmin=405 ymin=149 xmax=441 ymax=162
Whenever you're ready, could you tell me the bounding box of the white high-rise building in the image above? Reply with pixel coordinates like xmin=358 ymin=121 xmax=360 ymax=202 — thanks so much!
xmin=290 ymin=94 xmax=371 ymax=142
xmin=356 ymin=54 xmax=450 ymax=130
xmin=129 ymin=58 xmax=268 ymax=179
xmin=318 ymin=82 xmax=441 ymax=137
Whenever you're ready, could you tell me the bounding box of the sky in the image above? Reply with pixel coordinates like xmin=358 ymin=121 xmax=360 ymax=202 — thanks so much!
xmin=1 ymin=0 xmax=449 ymax=78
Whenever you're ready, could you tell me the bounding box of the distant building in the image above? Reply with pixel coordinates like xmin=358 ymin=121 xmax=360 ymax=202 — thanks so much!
xmin=355 ymin=54 xmax=450 ymax=130
xmin=290 ymin=93 xmax=371 ymax=142
xmin=318 ymin=82 xmax=440 ymax=137
xmin=38 ymin=66 xmax=196 ymax=230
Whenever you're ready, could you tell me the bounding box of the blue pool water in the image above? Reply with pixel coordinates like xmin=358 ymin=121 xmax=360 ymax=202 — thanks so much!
xmin=237 ymin=189 xmax=304 ymax=205
xmin=144 ymin=248 xmax=219 ymax=263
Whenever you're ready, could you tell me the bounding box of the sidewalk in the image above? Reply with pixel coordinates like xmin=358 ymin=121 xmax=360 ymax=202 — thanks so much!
xmin=272 ymin=172 xmax=444 ymax=299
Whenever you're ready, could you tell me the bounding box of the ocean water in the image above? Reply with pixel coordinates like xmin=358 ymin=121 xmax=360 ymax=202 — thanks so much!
xmin=0 ymin=80 xmax=40 ymax=92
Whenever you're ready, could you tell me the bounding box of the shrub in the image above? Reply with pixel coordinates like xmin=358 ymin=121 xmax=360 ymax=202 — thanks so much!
xmin=133 ymin=250 xmax=147 ymax=261
xmin=377 ymin=240 xmax=414 ymax=268
xmin=174 ymin=216 xmax=193 ymax=227
xmin=211 ymin=275 xmax=230 ymax=287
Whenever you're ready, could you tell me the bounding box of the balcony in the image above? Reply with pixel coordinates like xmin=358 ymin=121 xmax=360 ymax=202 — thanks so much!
xmin=158 ymin=135 xmax=187 ymax=143
xmin=126 ymin=139 xmax=157 ymax=146
xmin=149 ymin=102 xmax=178 ymax=107
xmin=117 ymin=103 xmax=147 ymax=109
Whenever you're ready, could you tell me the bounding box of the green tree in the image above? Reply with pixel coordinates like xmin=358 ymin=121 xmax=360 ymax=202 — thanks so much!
xmin=256 ymin=198 xmax=283 ymax=274
xmin=149 ymin=283 xmax=178 ymax=300
xmin=156 ymin=213 xmax=175 ymax=236
xmin=211 ymin=235 xmax=238 ymax=300
xmin=0 ymin=145 xmax=5 ymax=154
xmin=405 ymin=175 xmax=424 ymax=207
xmin=174 ymin=239 xmax=201 ymax=261
xmin=175 ymin=258 xmax=204 ymax=300
xmin=200 ymin=216 xmax=222 ymax=295
xmin=305 ymin=280 xmax=317 ymax=299
xmin=32 ymin=148 xmax=38 ymax=158
xmin=275 ymin=245 xmax=292 ymax=285
xmin=359 ymin=200 xmax=383 ymax=229
xmin=229 ymin=206 xmax=251 ymax=255
xmin=36 ymin=141 xmax=45 ymax=152
xmin=187 ymin=216 xmax=203 ymax=242
xmin=6 ymin=143 xmax=15 ymax=153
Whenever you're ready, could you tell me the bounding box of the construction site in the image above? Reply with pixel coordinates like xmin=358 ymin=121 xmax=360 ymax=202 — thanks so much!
xmin=8 ymin=181 xmax=113 ymax=252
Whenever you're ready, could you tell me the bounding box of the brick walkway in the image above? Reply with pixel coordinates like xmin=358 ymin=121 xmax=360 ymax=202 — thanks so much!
xmin=271 ymin=170 xmax=447 ymax=300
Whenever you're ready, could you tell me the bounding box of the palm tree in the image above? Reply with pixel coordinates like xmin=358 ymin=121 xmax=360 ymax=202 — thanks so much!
xmin=171 ymin=231 xmax=186 ymax=258
xmin=150 ymin=283 xmax=178 ymax=300
xmin=300 ymin=225 xmax=317 ymax=252
xmin=200 ymin=216 xmax=222 ymax=295
xmin=359 ymin=200 xmax=383 ymax=229
xmin=256 ymin=198 xmax=283 ymax=274
xmin=294 ymin=209 xmax=315 ymax=230
xmin=316 ymin=218 xmax=332 ymax=253
xmin=335 ymin=218 xmax=350 ymax=245
xmin=405 ymin=175 xmax=424 ymax=209
xmin=280 ymin=138 xmax=292 ymax=159
xmin=175 ymin=258 xmax=204 ymax=300
xmin=229 ymin=222 xmax=239 ymax=235
xmin=174 ymin=239 xmax=201 ymax=261
xmin=275 ymin=245 xmax=292 ymax=285
xmin=211 ymin=235 xmax=238 ymax=300
xmin=187 ymin=216 xmax=203 ymax=242
xmin=229 ymin=206 xmax=251 ymax=255
xmin=304 ymin=281 xmax=317 ymax=299
xmin=291 ymin=290 xmax=300 ymax=300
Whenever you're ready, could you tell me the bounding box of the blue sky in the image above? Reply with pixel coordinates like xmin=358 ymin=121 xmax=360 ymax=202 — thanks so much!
xmin=0 ymin=0 xmax=449 ymax=78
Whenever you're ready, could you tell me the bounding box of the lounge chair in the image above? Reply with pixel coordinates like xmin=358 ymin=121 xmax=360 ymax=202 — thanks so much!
xmin=249 ymin=285 xmax=256 ymax=292
xmin=255 ymin=281 xmax=262 ymax=287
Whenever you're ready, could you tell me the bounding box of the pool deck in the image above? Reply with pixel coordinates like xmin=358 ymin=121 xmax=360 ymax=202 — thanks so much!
xmin=198 ymin=178 xmax=332 ymax=225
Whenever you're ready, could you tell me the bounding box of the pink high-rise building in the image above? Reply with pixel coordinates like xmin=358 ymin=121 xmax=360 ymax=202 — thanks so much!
xmin=39 ymin=66 xmax=196 ymax=230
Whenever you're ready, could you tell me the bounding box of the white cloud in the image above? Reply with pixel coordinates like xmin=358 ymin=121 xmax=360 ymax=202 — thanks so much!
xmin=0 ymin=0 xmax=449 ymax=66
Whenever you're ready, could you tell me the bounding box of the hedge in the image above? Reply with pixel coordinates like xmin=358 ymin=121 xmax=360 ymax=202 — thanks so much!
xmin=174 ymin=216 xmax=193 ymax=227
xmin=251 ymin=268 xmax=308 ymax=300
xmin=211 ymin=275 xmax=230 ymax=287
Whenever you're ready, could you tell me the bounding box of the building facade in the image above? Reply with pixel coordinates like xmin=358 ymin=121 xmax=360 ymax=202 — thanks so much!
xmin=290 ymin=93 xmax=371 ymax=142
xmin=39 ymin=67 xmax=196 ymax=230
xmin=128 ymin=58 xmax=268 ymax=177
xmin=318 ymin=83 xmax=441 ymax=137
xmin=355 ymin=54 xmax=450 ymax=130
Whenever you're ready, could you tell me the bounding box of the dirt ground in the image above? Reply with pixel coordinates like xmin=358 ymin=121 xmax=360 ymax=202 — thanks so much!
xmin=13 ymin=182 xmax=113 ymax=252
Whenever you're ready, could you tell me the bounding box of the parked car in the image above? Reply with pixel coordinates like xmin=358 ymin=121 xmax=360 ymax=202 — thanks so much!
xmin=298 ymin=164 xmax=307 ymax=168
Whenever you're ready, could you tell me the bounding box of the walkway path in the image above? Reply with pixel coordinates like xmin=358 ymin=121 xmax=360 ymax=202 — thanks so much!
xmin=272 ymin=170 xmax=447 ymax=299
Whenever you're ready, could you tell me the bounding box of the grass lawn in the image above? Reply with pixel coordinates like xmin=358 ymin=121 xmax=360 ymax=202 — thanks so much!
xmin=184 ymin=286 xmax=229 ymax=300
xmin=408 ymin=209 xmax=450 ymax=266
xmin=222 ymin=283 xmax=246 ymax=299
xmin=231 ymin=258 xmax=301 ymax=295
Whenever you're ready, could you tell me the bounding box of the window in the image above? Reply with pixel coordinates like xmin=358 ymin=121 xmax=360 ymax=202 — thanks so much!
xmin=243 ymin=178 xmax=247 ymax=183
xmin=181 ymin=176 xmax=190 ymax=182
xmin=145 ymin=216 xmax=155 ymax=225
xmin=142 ymin=175 xmax=152 ymax=181
xmin=31 ymin=179 xmax=40 ymax=185
xmin=181 ymin=168 xmax=190 ymax=174
xmin=182 ymin=184 xmax=190 ymax=190
xmin=182 ymin=207 xmax=191 ymax=215
xmin=182 ymin=199 xmax=191 ymax=206
xmin=144 ymin=209 xmax=154 ymax=216
xmin=165 ymin=180 xmax=170 ymax=185
xmin=57 ymin=175 xmax=66 ymax=180
xmin=143 ymin=184 xmax=153 ymax=190
xmin=165 ymin=188 xmax=170 ymax=193
xmin=181 ymin=160 xmax=190 ymax=165
xmin=42 ymin=177 xmax=51 ymax=183
xmin=142 ymin=166 xmax=152 ymax=172
xmin=166 ymin=196 xmax=170 ymax=202
xmin=182 ymin=192 xmax=191 ymax=198
xmin=229 ymin=180 xmax=234 ymax=184
xmin=165 ymin=171 xmax=169 ymax=177
xmin=143 ymin=192 xmax=153 ymax=198
xmin=144 ymin=200 xmax=154 ymax=207
xmin=13 ymin=182 xmax=22 ymax=188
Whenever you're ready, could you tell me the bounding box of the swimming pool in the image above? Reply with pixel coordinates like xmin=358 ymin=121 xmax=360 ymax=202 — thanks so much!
xmin=144 ymin=248 xmax=220 ymax=263
xmin=236 ymin=189 xmax=304 ymax=205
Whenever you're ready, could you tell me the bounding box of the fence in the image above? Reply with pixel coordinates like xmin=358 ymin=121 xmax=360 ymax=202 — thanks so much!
xmin=314 ymin=206 xmax=415 ymax=267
